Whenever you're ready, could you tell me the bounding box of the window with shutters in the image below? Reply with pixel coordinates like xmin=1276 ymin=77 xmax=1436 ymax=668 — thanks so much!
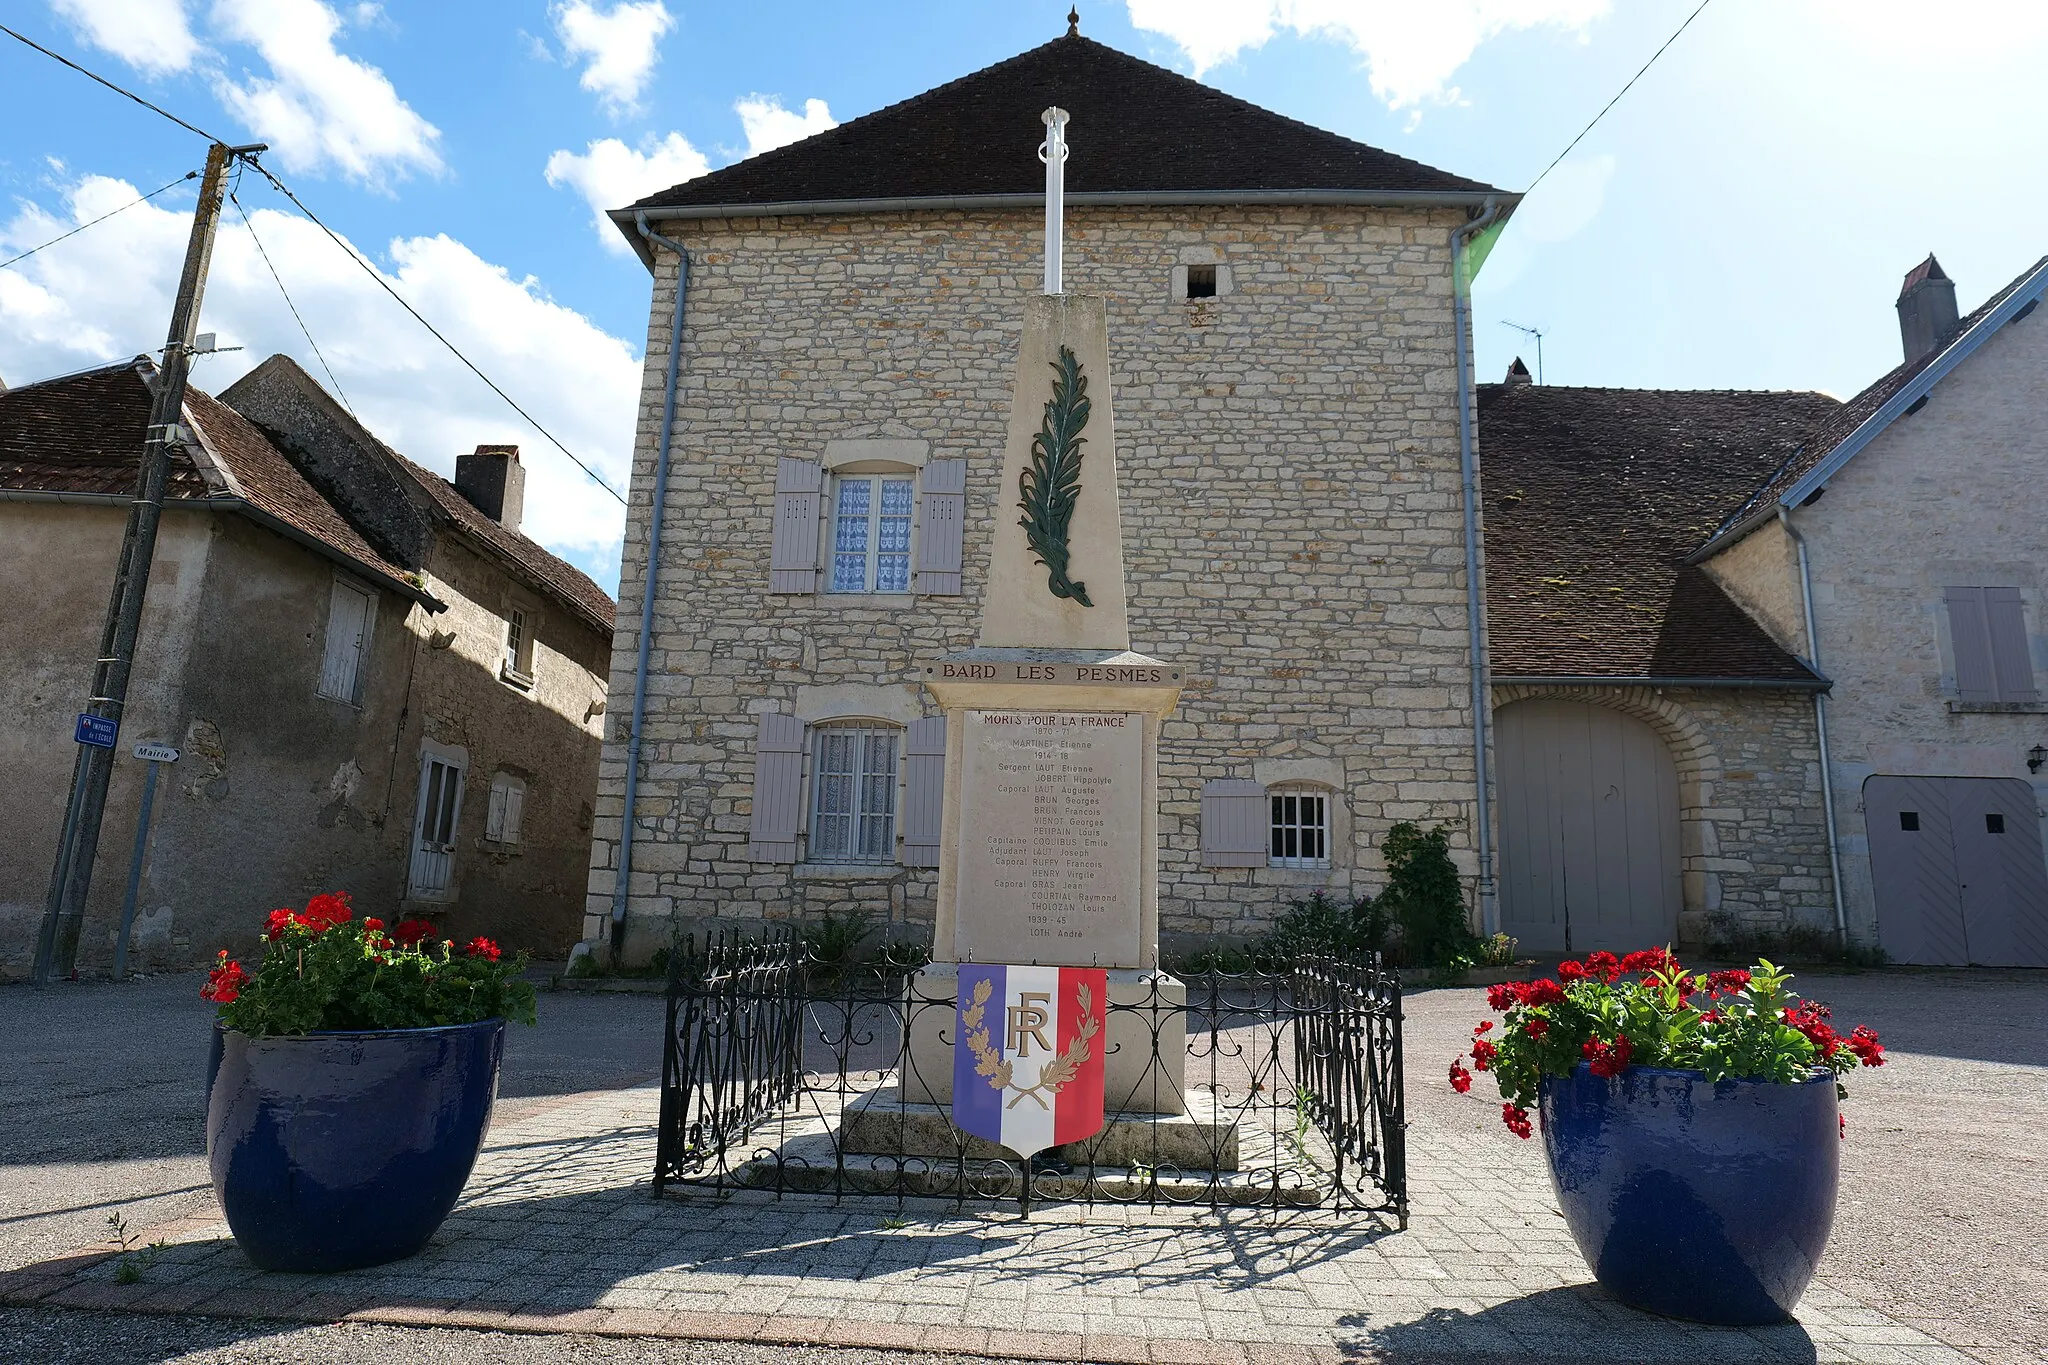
xmin=809 ymin=724 xmax=900 ymax=863
xmin=829 ymin=474 xmax=914 ymax=593
xmin=1269 ymin=786 xmax=1331 ymax=869
xmin=316 ymin=577 xmax=375 ymax=703
xmin=501 ymin=601 xmax=537 ymax=688
xmin=1945 ymin=586 xmax=2039 ymax=703
xmin=485 ymin=773 xmax=526 ymax=846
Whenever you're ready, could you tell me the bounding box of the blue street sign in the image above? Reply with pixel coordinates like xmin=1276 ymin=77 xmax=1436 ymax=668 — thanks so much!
xmin=75 ymin=713 xmax=119 ymax=748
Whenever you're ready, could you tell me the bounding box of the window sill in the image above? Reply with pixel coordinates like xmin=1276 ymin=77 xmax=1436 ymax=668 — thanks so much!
xmin=794 ymin=862 xmax=906 ymax=881
xmin=500 ymin=667 xmax=535 ymax=692
xmin=1946 ymin=699 xmax=2048 ymax=714
xmin=820 ymin=593 xmax=916 ymax=607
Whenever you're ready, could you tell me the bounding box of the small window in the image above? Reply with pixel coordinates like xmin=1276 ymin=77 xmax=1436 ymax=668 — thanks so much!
xmin=810 ymin=724 xmax=899 ymax=863
xmin=829 ymin=474 xmax=913 ymax=593
xmin=485 ymin=773 xmax=526 ymax=845
xmin=1269 ymin=787 xmax=1331 ymax=869
xmin=502 ymin=606 xmax=535 ymax=687
xmin=1186 ymin=264 xmax=1217 ymax=299
xmin=1900 ymin=811 xmax=1920 ymax=831
xmin=1987 ymin=813 xmax=2006 ymax=835
xmin=317 ymin=577 xmax=375 ymax=703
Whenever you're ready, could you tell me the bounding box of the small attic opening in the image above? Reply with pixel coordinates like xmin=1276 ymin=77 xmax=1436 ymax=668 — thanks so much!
xmin=1185 ymin=264 xmax=1217 ymax=299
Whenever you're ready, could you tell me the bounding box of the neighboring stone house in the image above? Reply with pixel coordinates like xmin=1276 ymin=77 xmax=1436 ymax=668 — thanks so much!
xmin=1694 ymin=255 xmax=2048 ymax=966
xmin=0 ymin=355 xmax=613 ymax=979
xmin=584 ymin=28 xmax=1511 ymax=962
xmin=1478 ymin=372 xmax=1842 ymax=954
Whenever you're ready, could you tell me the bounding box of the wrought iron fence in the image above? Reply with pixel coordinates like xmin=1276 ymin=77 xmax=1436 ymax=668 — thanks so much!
xmin=654 ymin=930 xmax=1405 ymax=1222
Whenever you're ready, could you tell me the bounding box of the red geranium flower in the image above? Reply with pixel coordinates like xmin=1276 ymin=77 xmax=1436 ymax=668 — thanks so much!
xmin=363 ymin=917 xmax=385 ymax=932
xmin=1502 ymin=1103 xmax=1533 ymax=1139
xmin=200 ymin=951 xmax=248 ymax=1004
xmin=1784 ymin=1004 xmax=1841 ymax=1059
xmin=392 ymin=919 xmax=436 ymax=947
xmin=1556 ymin=959 xmax=1590 ymax=983
xmin=1485 ymin=981 xmax=1522 ymax=1011
xmin=264 ymin=908 xmax=295 ymax=941
xmin=1582 ymin=1034 xmax=1633 ymax=1078
xmin=1523 ymin=1016 xmax=1550 ymax=1040
xmin=1699 ymin=1009 xmax=1723 ymax=1025
xmin=1584 ymin=950 xmax=1623 ymax=983
xmin=1847 ymin=1025 xmax=1885 ymax=1067
xmin=1707 ymin=968 xmax=1751 ymax=997
xmin=1448 ymin=1060 xmax=1473 ymax=1094
xmin=1522 ymin=978 xmax=1564 ymax=1007
xmin=1474 ymin=1019 xmax=1494 ymax=1034
xmin=465 ymin=937 xmax=502 ymax=962
xmin=1620 ymin=948 xmax=1666 ymax=974
xmin=301 ymin=892 xmax=352 ymax=931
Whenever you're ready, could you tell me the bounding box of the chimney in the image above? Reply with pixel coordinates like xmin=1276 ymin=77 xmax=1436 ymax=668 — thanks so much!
xmin=455 ymin=444 xmax=525 ymax=533
xmin=1896 ymin=254 xmax=1960 ymax=366
xmin=1504 ymin=356 xmax=1533 ymax=386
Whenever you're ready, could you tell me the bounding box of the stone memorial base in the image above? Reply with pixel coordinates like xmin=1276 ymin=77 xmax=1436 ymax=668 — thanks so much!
xmin=900 ymin=962 xmax=1188 ymax=1117
xmin=840 ymin=1084 xmax=1239 ymax=1171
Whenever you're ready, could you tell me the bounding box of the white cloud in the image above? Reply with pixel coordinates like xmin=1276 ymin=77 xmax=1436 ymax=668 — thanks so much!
xmin=0 ymin=174 xmax=635 ymax=567
xmin=50 ymin=0 xmax=201 ymax=74
xmin=209 ymin=0 xmax=443 ymax=182
xmin=1125 ymin=0 xmax=1609 ymax=108
xmin=733 ymin=95 xmax=836 ymax=158
xmin=552 ymin=0 xmax=674 ymax=114
xmin=545 ymin=133 xmax=709 ymax=252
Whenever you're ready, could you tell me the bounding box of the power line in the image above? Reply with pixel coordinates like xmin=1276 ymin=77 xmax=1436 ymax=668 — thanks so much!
xmin=242 ymin=160 xmax=628 ymax=506
xmin=0 ymin=23 xmax=225 ymax=144
xmin=1524 ymin=0 xmax=1715 ymax=196
xmin=1 ymin=171 xmax=197 ymax=271
xmin=230 ymin=186 xmax=356 ymax=419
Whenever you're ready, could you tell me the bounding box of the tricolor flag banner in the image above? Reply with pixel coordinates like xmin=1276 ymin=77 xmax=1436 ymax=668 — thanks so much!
xmin=953 ymin=964 xmax=1107 ymax=1159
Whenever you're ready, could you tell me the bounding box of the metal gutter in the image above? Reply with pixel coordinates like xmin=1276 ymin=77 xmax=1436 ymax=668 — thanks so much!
xmin=1451 ymin=195 xmax=1503 ymax=936
xmin=1692 ymin=255 xmax=2048 ymax=564
xmin=1778 ymin=507 xmax=1850 ymax=942
xmin=611 ymin=188 xmax=1518 ymax=270
xmin=609 ymin=212 xmax=690 ymax=959
xmin=0 ymin=487 xmax=444 ymax=611
xmin=1492 ymin=674 xmax=1832 ymax=691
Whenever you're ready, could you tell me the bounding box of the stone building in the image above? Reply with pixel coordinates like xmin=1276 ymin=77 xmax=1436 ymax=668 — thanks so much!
xmin=584 ymin=28 xmax=1512 ymax=962
xmin=0 ymin=355 xmax=612 ymax=978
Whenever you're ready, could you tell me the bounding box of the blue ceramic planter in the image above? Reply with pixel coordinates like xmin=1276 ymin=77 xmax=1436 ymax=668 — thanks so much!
xmin=1539 ymin=1063 xmax=1839 ymax=1326
xmin=207 ymin=1018 xmax=505 ymax=1273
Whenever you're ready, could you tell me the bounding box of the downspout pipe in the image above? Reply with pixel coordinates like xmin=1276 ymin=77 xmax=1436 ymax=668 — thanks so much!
xmin=1778 ymin=505 xmax=1850 ymax=943
xmin=611 ymin=212 xmax=689 ymax=960
xmin=1451 ymin=196 xmax=1503 ymax=936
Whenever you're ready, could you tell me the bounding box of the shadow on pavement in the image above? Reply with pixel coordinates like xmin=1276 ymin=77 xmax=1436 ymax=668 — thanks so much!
xmin=1336 ymin=1284 xmax=1821 ymax=1363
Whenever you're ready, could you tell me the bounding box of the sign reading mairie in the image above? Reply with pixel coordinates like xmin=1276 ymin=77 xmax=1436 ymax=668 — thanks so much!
xmin=920 ymin=659 xmax=1183 ymax=687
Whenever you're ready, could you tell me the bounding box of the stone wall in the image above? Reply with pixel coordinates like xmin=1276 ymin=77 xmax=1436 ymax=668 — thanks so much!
xmin=1491 ymin=682 xmax=1834 ymax=945
xmin=586 ymin=204 xmax=1485 ymax=961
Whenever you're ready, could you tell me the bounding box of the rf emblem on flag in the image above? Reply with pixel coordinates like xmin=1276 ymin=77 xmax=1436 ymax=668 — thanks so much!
xmin=953 ymin=965 xmax=1107 ymax=1159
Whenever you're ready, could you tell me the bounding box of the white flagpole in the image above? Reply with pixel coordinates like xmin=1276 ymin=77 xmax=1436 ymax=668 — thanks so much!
xmin=1039 ymin=107 xmax=1070 ymax=296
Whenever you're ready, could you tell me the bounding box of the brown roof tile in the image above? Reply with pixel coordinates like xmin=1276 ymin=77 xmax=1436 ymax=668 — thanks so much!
xmin=628 ymin=33 xmax=1494 ymax=220
xmin=1480 ymin=383 xmax=1840 ymax=682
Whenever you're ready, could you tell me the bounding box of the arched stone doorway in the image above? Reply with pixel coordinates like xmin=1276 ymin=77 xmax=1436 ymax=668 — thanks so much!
xmin=1496 ymin=698 xmax=1683 ymax=954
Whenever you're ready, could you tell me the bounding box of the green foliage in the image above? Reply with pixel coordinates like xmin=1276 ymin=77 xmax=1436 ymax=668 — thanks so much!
xmin=206 ymin=897 xmax=536 ymax=1039
xmin=803 ymin=907 xmax=879 ymax=967
xmin=1477 ymin=932 xmax=1519 ymax=968
xmin=1379 ymin=822 xmax=1475 ymax=968
xmin=1016 ymin=344 xmax=1094 ymax=607
xmin=1265 ymin=890 xmax=1391 ymax=965
xmin=876 ymin=938 xmax=932 ymax=973
xmin=1700 ymin=916 xmax=1889 ymax=969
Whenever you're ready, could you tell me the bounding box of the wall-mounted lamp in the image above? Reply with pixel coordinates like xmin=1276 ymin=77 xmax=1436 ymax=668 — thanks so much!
xmin=2029 ymin=744 xmax=2046 ymax=774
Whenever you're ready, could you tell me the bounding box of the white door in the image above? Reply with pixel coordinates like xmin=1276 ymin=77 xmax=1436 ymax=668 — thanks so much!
xmin=409 ymin=751 xmax=467 ymax=899
xmin=1866 ymin=776 xmax=2048 ymax=967
xmin=1497 ymin=699 xmax=1683 ymax=954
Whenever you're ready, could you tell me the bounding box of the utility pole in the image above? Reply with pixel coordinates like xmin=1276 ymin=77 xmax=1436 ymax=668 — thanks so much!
xmin=32 ymin=140 xmax=260 ymax=984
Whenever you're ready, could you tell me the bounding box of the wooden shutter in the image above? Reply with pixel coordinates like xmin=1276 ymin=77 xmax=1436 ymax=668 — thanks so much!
xmin=1946 ymin=587 xmax=1997 ymax=702
xmin=901 ymin=716 xmax=947 ymax=867
xmin=768 ymin=457 xmax=823 ymax=593
xmin=913 ymin=458 xmax=966 ymax=595
xmin=318 ymin=579 xmax=372 ymax=700
xmin=1200 ymin=779 xmax=1268 ymax=867
xmin=747 ymin=712 xmax=806 ymax=861
xmin=1983 ymin=587 xmax=2039 ymax=702
xmin=485 ymin=782 xmax=507 ymax=840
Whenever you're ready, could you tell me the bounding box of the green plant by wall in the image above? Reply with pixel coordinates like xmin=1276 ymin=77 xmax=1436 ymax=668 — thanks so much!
xmin=1379 ymin=821 xmax=1476 ymax=969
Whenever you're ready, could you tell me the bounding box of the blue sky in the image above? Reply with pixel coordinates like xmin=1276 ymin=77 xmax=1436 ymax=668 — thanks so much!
xmin=4 ymin=1 xmax=2046 ymax=592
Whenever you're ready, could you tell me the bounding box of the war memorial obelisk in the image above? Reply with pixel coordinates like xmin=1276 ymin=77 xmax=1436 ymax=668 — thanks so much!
xmin=899 ymin=107 xmax=1189 ymax=1117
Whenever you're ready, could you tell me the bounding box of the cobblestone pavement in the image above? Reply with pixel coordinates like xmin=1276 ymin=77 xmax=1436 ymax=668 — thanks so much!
xmin=4 ymin=966 xmax=2040 ymax=1364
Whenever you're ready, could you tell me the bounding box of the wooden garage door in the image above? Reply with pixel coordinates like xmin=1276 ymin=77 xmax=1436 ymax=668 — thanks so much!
xmin=1497 ymin=699 xmax=1682 ymax=955
xmin=1865 ymin=776 xmax=2048 ymax=966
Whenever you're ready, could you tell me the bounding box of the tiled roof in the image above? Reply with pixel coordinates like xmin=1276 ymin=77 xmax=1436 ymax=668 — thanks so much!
xmin=394 ymin=453 xmax=616 ymax=636
xmin=626 ymin=32 xmax=1495 ymax=220
xmin=1715 ymin=254 xmax=2048 ymax=535
xmin=1479 ymin=383 xmax=1840 ymax=682
xmin=0 ymin=360 xmax=414 ymax=591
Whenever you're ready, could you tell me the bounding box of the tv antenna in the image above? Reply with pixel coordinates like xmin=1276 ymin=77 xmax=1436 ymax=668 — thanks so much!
xmin=1501 ymin=321 xmax=1545 ymax=384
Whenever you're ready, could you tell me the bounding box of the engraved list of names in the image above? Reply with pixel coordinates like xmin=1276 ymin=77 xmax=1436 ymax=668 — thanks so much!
xmin=955 ymin=709 xmax=1144 ymax=967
